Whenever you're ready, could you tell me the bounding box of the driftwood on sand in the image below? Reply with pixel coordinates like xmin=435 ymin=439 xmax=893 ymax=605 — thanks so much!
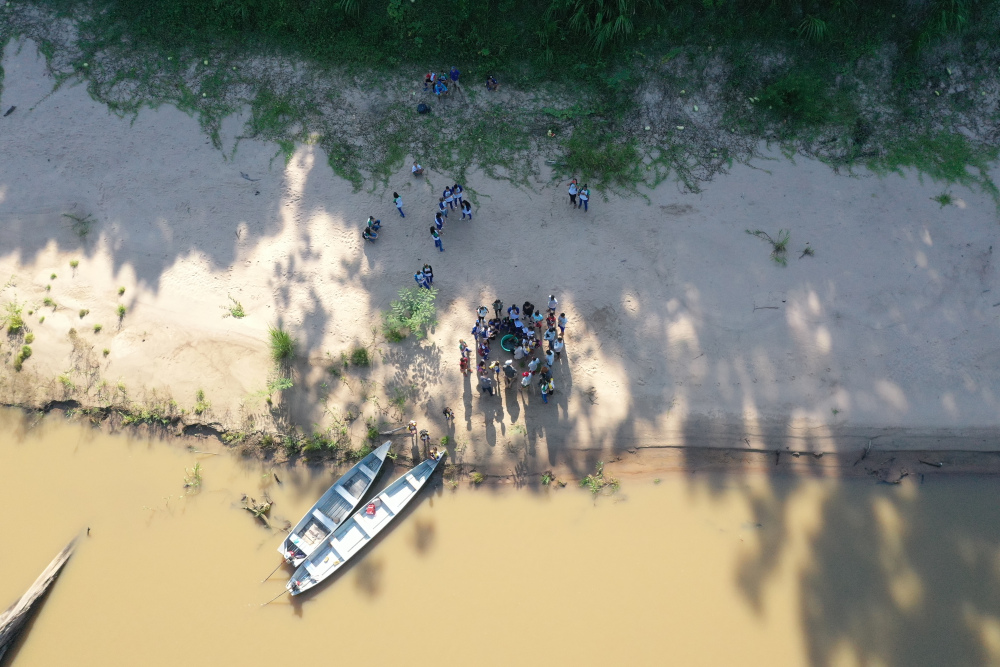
xmin=0 ymin=538 xmax=77 ymax=664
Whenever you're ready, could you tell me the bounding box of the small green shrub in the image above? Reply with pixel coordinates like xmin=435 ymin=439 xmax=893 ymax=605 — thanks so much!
xmin=58 ymin=372 xmax=75 ymax=390
xmin=14 ymin=344 xmax=32 ymax=371
xmin=382 ymin=287 xmax=438 ymax=341
xmin=746 ymin=229 xmax=790 ymax=266
xmin=116 ymin=304 xmax=126 ymax=320
xmin=227 ymin=295 xmax=246 ymax=318
xmin=24 ymin=332 xmax=35 ymax=344
xmin=194 ymin=389 xmax=211 ymax=415
xmin=3 ymin=301 xmax=25 ymax=333
xmin=103 ymin=348 xmax=110 ymax=357
xmin=70 ymin=260 xmax=79 ymax=269
xmin=268 ymin=326 xmax=295 ymax=361
xmin=93 ymin=324 xmax=103 ymax=333
xmin=541 ymin=471 xmax=553 ymax=485
xmin=440 ymin=436 xmax=450 ymax=446
xmin=932 ymin=192 xmax=954 ymax=207
xmin=43 ymin=298 xmax=56 ymax=309
xmin=50 ymin=273 xmax=57 ymax=280
xmin=470 ymin=471 xmax=485 ymax=485
xmin=78 ymin=309 xmax=89 ymax=319
xmin=118 ymin=286 xmax=126 ymax=296
xmin=349 ymin=346 xmax=371 ymax=367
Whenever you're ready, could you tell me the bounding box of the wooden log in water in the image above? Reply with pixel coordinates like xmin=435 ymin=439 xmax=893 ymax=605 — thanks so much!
xmin=0 ymin=538 xmax=77 ymax=664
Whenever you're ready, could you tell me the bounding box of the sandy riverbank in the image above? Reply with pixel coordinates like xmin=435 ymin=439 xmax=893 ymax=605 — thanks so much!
xmin=2 ymin=38 xmax=1000 ymax=478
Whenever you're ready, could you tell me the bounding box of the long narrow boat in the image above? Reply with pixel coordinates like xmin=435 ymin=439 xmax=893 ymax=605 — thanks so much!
xmin=286 ymin=449 xmax=445 ymax=596
xmin=278 ymin=442 xmax=391 ymax=567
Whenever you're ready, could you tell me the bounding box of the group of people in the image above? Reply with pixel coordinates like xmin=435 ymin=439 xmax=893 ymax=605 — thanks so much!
xmin=424 ymin=67 xmax=461 ymax=97
xmin=458 ymin=295 xmax=568 ymax=404
xmin=413 ymin=264 xmax=434 ymax=289
xmin=429 ymin=183 xmax=472 ymax=252
xmin=567 ymin=178 xmax=591 ymax=212
xmin=362 ymin=215 xmax=382 ymax=242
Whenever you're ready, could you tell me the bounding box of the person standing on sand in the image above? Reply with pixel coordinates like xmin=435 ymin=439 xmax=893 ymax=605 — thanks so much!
xmin=460 ymin=199 xmax=473 ymax=220
xmin=503 ymin=360 xmax=516 ymax=388
xmin=532 ymin=309 xmax=544 ymax=330
xmin=459 ymin=339 xmax=470 ymax=359
xmin=492 ymin=299 xmax=504 ymax=319
xmin=431 ymin=227 xmax=444 ymax=251
xmin=453 ymin=183 xmax=464 ymax=207
xmin=557 ymin=313 xmax=568 ymax=335
xmin=553 ymin=336 xmax=564 ymax=359
xmin=443 ymin=406 xmax=455 ymax=422
xmin=422 ymin=264 xmax=434 ymax=285
xmin=443 ymin=186 xmax=455 ymax=210
xmin=528 ymin=356 xmax=540 ymax=373
xmin=434 ymin=212 xmax=445 ymax=232
xmin=579 ymin=185 xmax=590 ymax=212
xmin=394 ymin=192 xmax=405 ymax=217
xmin=568 ymin=179 xmax=578 ymax=208
xmin=540 ymin=379 xmax=550 ymax=404
xmin=543 ymin=326 xmax=557 ymax=349
xmin=514 ymin=344 xmax=526 ymax=361
xmin=520 ymin=371 xmax=533 ymax=392
xmin=438 ymin=197 xmax=449 ymax=218
xmin=547 ymin=295 xmax=558 ymax=314
xmin=479 ymin=373 xmax=494 ymax=396
xmin=508 ymin=304 xmax=520 ymax=319
xmin=545 ymin=349 xmax=555 ymax=367
xmin=414 ymin=271 xmax=430 ymax=289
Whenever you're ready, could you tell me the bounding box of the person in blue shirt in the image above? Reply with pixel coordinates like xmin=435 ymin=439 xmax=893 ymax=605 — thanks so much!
xmin=434 ymin=79 xmax=448 ymax=97
xmin=414 ymin=272 xmax=429 ymax=289
xmin=450 ymin=66 xmax=461 ymax=89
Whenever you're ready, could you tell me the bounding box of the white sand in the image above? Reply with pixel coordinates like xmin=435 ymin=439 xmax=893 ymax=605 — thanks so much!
xmin=2 ymin=39 xmax=999 ymax=471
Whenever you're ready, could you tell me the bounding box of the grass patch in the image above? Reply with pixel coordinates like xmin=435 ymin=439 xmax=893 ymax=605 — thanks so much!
xmin=580 ymin=461 xmax=620 ymax=496
xmin=103 ymin=348 xmax=110 ymax=357
xmin=14 ymin=344 xmax=32 ymax=371
xmin=183 ymin=462 xmax=203 ymax=492
xmin=470 ymin=471 xmax=485 ymax=485
xmin=43 ymin=298 xmax=56 ymax=309
xmin=932 ymin=192 xmax=954 ymax=207
xmin=58 ymin=372 xmax=75 ymax=391
xmin=63 ymin=212 xmax=95 ymax=239
xmin=382 ymin=287 xmax=438 ymax=341
xmin=194 ymin=388 xmax=211 ymax=415
xmin=69 ymin=260 xmax=79 ymax=269
xmin=3 ymin=301 xmax=25 ymax=334
xmin=24 ymin=332 xmax=34 ymax=344
xmin=93 ymin=323 xmax=103 ymax=333
xmin=268 ymin=325 xmax=295 ymax=361
xmin=349 ymin=346 xmax=370 ymax=367
xmin=226 ymin=295 xmax=246 ymax=318
xmin=116 ymin=304 xmax=126 ymax=321
xmin=118 ymin=286 xmax=126 ymax=296
xmin=746 ymin=229 xmax=790 ymax=266
xmin=78 ymin=308 xmax=89 ymax=319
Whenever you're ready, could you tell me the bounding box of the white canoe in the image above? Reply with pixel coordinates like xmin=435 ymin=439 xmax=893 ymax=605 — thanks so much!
xmin=278 ymin=442 xmax=391 ymax=567
xmin=286 ymin=450 xmax=445 ymax=596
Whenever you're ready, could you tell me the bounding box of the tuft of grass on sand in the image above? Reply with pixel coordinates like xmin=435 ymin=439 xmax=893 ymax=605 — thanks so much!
xmin=2 ymin=301 xmax=25 ymax=333
xmin=14 ymin=345 xmax=32 ymax=371
xmin=268 ymin=325 xmax=294 ymax=361
xmin=226 ymin=295 xmax=246 ymax=319
xmin=78 ymin=308 xmax=89 ymax=319
xmin=746 ymin=229 xmax=790 ymax=266
xmin=118 ymin=286 xmax=126 ymax=296
xmin=932 ymin=192 xmax=954 ymax=208
xmin=194 ymin=388 xmax=211 ymax=415
xmin=349 ymin=346 xmax=370 ymax=367
xmin=103 ymin=348 xmax=110 ymax=357
xmin=93 ymin=323 xmax=103 ymax=333
xmin=24 ymin=332 xmax=35 ymax=344
xmin=470 ymin=471 xmax=485 ymax=485
xmin=69 ymin=260 xmax=79 ymax=269
xmin=117 ymin=304 xmax=126 ymax=321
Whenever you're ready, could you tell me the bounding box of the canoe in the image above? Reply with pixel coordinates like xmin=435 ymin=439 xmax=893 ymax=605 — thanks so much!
xmin=286 ymin=449 xmax=445 ymax=596
xmin=1 ymin=538 xmax=76 ymax=665
xmin=278 ymin=442 xmax=391 ymax=567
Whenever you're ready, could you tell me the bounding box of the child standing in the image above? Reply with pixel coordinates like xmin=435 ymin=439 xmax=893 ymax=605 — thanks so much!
xmin=434 ymin=212 xmax=445 ymax=231
xmin=422 ymin=264 xmax=434 ymax=285
xmin=443 ymin=186 xmax=455 ymax=210
xmin=450 ymin=66 xmax=461 ymax=89
xmin=568 ymin=179 xmax=578 ymax=208
xmin=461 ymin=200 xmax=473 ymax=220
xmin=452 ymin=183 xmax=464 ymax=208
xmin=414 ymin=271 xmax=430 ymax=289
xmin=430 ymin=227 xmax=443 ymax=251
xmin=438 ymin=198 xmax=449 ymax=218
xmin=579 ymin=185 xmax=590 ymax=212
xmin=393 ymin=192 xmax=405 ymax=217
xmin=557 ymin=313 xmax=568 ymax=335
xmin=553 ymin=336 xmax=564 ymax=359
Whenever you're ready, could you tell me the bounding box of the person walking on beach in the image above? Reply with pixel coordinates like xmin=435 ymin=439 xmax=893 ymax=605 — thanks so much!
xmin=460 ymin=199 xmax=473 ymax=220
xmin=422 ymin=264 xmax=434 ymax=285
xmin=430 ymin=227 xmax=444 ymax=251
xmin=568 ymin=179 xmax=579 ymax=208
xmin=434 ymin=212 xmax=445 ymax=232
xmin=443 ymin=406 xmax=455 ymax=422
xmin=528 ymin=356 xmax=540 ymax=373
xmin=477 ymin=305 xmax=489 ymax=323
xmin=459 ymin=339 xmax=470 ymax=358
xmin=393 ymin=192 xmax=405 ymax=217
xmin=579 ymin=185 xmax=590 ymax=212
xmin=557 ymin=313 xmax=567 ymax=335
xmin=553 ymin=336 xmax=564 ymax=359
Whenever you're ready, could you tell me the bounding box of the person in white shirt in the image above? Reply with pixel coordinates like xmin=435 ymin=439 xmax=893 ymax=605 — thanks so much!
xmin=514 ymin=345 xmax=526 ymax=361
xmin=568 ymin=179 xmax=578 ymax=207
xmin=553 ymin=336 xmax=565 ymax=359
xmin=412 ymin=162 xmax=424 ymax=175
xmin=547 ymin=295 xmax=558 ymax=313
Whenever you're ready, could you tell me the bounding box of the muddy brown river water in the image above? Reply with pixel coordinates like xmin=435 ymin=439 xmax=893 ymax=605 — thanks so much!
xmin=2 ymin=409 xmax=1000 ymax=666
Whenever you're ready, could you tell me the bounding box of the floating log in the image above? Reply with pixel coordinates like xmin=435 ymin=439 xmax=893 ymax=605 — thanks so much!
xmin=0 ymin=538 xmax=77 ymax=664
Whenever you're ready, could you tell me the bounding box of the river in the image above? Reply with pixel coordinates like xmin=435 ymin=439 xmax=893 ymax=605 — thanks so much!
xmin=2 ymin=409 xmax=1000 ymax=666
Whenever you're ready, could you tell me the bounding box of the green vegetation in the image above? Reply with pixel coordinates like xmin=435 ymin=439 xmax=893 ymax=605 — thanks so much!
xmin=93 ymin=323 xmax=103 ymax=333
xmin=541 ymin=471 xmax=553 ymax=486
xmin=24 ymin=332 xmax=35 ymax=344
xmin=43 ymin=298 xmax=56 ymax=309
xmin=345 ymin=443 xmax=373 ymax=461
xmin=746 ymin=229 xmax=790 ymax=266
xmin=580 ymin=461 xmax=620 ymax=496
xmin=932 ymin=192 xmax=955 ymax=207
xmin=63 ymin=212 xmax=95 ymax=239
xmin=50 ymin=274 xmax=57 ymax=280
xmin=470 ymin=471 xmax=485 ymax=485
xmin=440 ymin=435 xmax=450 ymax=446
xmin=2 ymin=301 xmax=24 ymax=333
xmin=69 ymin=260 xmax=79 ymax=269
xmin=183 ymin=462 xmax=203 ymax=491
xmin=383 ymin=287 xmax=438 ymax=341
xmin=103 ymin=348 xmax=110 ymax=357
xmin=58 ymin=372 xmax=76 ymax=390
xmin=349 ymin=346 xmax=371 ymax=367
xmin=268 ymin=325 xmax=294 ymax=361
xmin=194 ymin=388 xmax=211 ymax=415
xmin=78 ymin=308 xmax=90 ymax=319
xmin=116 ymin=304 xmax=127 ymax=320
xmin=226 ymin=295 xmax=246 ymax=319
xmin=14 ymin=344 xmax=32 ymax=371
xmin=118 ymin=286 xmax=126 ymax=296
